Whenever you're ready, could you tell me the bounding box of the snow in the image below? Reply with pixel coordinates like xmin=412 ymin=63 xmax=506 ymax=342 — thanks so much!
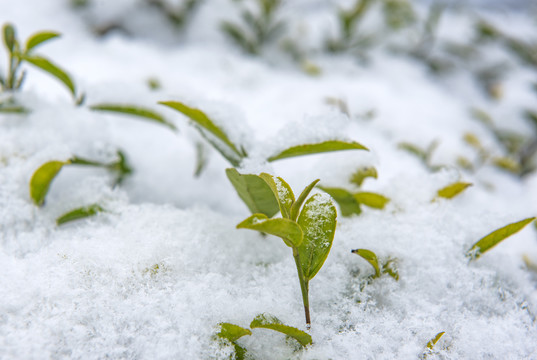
xmin=1 ymin=0 xmax=537 ymax=359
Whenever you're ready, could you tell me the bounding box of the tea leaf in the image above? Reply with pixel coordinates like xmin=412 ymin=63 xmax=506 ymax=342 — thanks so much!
xmin=21 ymin=55 xmax=76 ymax=97
xmin=90 ymin=103 xmax=176 ymax=130
xmin=30 ymin=160 xmax=69 ymax=206
xmin=25 ymin=31 xmax=60 ymax=52
xmin=217 ymin=323 xmax=252 ymax=342
xmin=268 ymin=140 xmax=368 ymax=162
xmin=250 ymin=313 xmax=312 ymax=347
xmin=436 ymin=182 xmax=472 ymax=200
xmin=290 ymin=179 xmax=320 ymax=221
xmin=317 ymin=186 xmax=361 ymax=217
xmin=226 ymin=168 xmax=279 ymax=217
xmin=467 ymin=217 xmax=536 ymax=260
xmin=351 ymin=249 xmax=380 ymax=277
xmin=426 ymin=331 xmax=445 ymax=349
xmin=3 ymin=23 xmax=16 ymax=53
xmin=297 ymin=194 xmax=337 ymax=280
xmin=354 ymin=192 xmax=390 ymax=209
xmin=0 ymin=105 xmax=29 ymax=114
xmin=349 ymin=167 xmax=377 ymax=187
xmin=159 ymin=101 xmax=242 ymax=164
xmin=237 ymin=213 xmax=303 ymax=247
xmin=56 ymin=204 xmax=104 ymax=225
xmin=259 ymin=173 xmax=295 ymax=218
xmin=493 ymin=157 xmax=521 ymax=174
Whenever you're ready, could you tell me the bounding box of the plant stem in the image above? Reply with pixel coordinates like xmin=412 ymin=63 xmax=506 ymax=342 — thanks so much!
xmin=292 ymin=247 xmax=310 ymax=328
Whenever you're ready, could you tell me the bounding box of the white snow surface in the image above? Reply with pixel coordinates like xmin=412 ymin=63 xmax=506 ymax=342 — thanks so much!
xmin=1 ymin=0 xmax=537 ymax=359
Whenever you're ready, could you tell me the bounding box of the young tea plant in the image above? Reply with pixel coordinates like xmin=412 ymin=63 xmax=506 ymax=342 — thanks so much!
xmin=235 ymin=173 xmax=337 ymax=327
xmin=221 ymin=0 xmax=285 ymax=55
xmin=1 ymin=23 xmax=83 ymax=104
xmin=351 ymin=248 xmax=399 ymax=281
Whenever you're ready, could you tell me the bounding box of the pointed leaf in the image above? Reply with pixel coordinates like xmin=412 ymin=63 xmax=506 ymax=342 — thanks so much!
xmin=297 ymin=194 xmax=337 ymax=280
xmin=56 ymin=204 xmax=104 ymax=225
xmin=268 ymin=140 xmax=368 ymax=162
xmin=351 ymin=249 xmax=381 ymax=277
xmin=25 ymin=31 xmax=60 ymax=52
xmin=90 ymin=103 xmax=176 ymax=130
xmin=3 ymin=23 xmax=16 ymax=53
xmin=354 ymin=192 xmax=390 ymax=209
xmin=237 ymin=214 xmax=303 ymax=247
xmin=159 ymin=101 xmax=242 ymax=160
xmin=349 ymin=166 xmax=377 ymax=187
xmin=259 ymin=173 xmax=295 ymax=219
xmin=492 ymin=157 xmax=521 ymax=174
xmin=29 ymin=160 xmax=69 ymax=206
xmin=317 ymin=186 xmax=361 ymax=217
xmin=436 ymin=182 xmax=472 ymax=199
xmin=250 ymin=313 xmax=312 ymax=347
xmin=426 ymin=331 xmax=445 ymax=349
xmin=217 ymin=323 xmax=252 ymax=342
xmin=21 ymin=55 xmax=76 ymax=98
xmin=290 ymin=179 xmax=320 ymax=221
xmin=226 ymin=168 xmax=279 ymax=217
xmin=467 ymin=217 xmax=536 ymax=260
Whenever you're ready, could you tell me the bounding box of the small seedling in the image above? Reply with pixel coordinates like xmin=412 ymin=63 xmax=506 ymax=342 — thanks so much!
xmin=160 ymin=100 xmax=368 ymax=171
xmin=235 ymin=173 xmax=337 ymax=326
xmin=466 ymin=217 xmax=536 ymax=260
xmin=146 ymin=0 xmax=202 ymax=31
xmin=1 ymin=23 xmax=83 ymax=103
xmin=351 ymin=248 xmax=399 ymax=281
xmin=398 ymin=140 xmax=442 ymax=171
xmin=221 ymin=0 xmax=285 ymax=55
xmin=56 ymin=203 xmax=104 ymax=226
xmin=216 ymin=313 xmax=312 ymax=359
xmin=349 ymin=166 xmax=378 ymax=187
xmin=434 ymin=182 xmax=472 ymax=201
xmin=421 ymin=331 xmax=446 ymax=359
xmin=29 ymin=151 xmax=132 ymax=206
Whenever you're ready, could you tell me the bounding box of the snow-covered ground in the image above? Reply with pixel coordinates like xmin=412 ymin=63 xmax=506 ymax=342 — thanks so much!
xmin=1 ymin=0 xmax=537 ymax=359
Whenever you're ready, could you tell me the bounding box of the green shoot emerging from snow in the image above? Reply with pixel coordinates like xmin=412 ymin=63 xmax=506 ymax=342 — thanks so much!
xmin=1 ymin=23 xmax=82 ymax=103
xmin=351 ymin=248 xmax=399 ymax=281
xmin=56 ymin=204 xmax=104 ymax=226
xmin=467 ymin=217 xmax=536 ymax=260
xmin=235 ymin=172 xmax=337 ymax=326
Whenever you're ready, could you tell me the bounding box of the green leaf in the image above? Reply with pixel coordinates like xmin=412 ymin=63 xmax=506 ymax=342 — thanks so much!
xmin=398 ymin=142 xmax=427 ymax=162
xmin=426 ymin=331 xmax=445 ymax=349
xmin=317 ymin=186 xmax=361 ymax=217
xmin=90 ymin=103 xmax=176 ymax=130
xmin=259 ymin=173 xmax=295 ymax=218
xmin=467 ymin=217 xmax=536 ymax=260
xmin=290 ymin=179 xmax=320 ymax=221
xmin=383 ymin=258 xmax=399 ymax=281
xmin=268 ymin=140 xmax=368 ymax=162
xmin=24 ymin=31 xmax=60 ymax=53
xmin=349 ymin=166 xmax=377 ymax=187
xmin=436 ymin=182 xmax=472 ymax=200
xmin=353 ymin=192 xmax=390 ymax=209
xmin=226 ymin=168 xmax=279 ymax=217
xmin=217 ymin=323 xmax=252 ymax=342
xmin=237 ymin=214 xmax=303 ymax=247
xmin=249 ymin=313 xmax=312 ymax=347
xmin=3 ymin=23 xmax=16 ymax=53
xmin=29 ymin=160 xmax=69 ymax=206
xmin=159 ymin=101 xmax=243 ymax=165
xmin=21 ymin=55 xmax=76 ymax=98
xmin=0 ymin=105 xmax=29 ymax=114
xmin=297 ymin=194 xmax=337 ymax=280
xmin=351 ymin=249 xmax=380 ymax=277
xmin=492 ymin=157 xmax=521 ymax=174
xmin=194 ymin=141 xmax=209 ymax=177
xmin=56 ymin=204 xmax=104 ymax=225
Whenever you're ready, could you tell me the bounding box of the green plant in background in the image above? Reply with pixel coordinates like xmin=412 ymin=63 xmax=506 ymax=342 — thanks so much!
xmin=434 ymin=181 xmax=472 ymax=201
xmin=351 ymin=248 xmax=399 ymax=281
xmin=466 ymin=217 xmax=535 ymax=260
xmin=221 ymin=0 xmax=285 ymax=55
xmin=235 ymin=173 xmax=337 ymax=326
xmin=146 ymin=0 xmax=202 ymax=31
xmin=325 ymin=0 xmax=374 ymax=53
xmin=159 ymin=100 xmax=368 ymax=173
xmin=0 ymin=23 xmax=83 ymax=104
xmin=56 ymin=203 xmax=104 ymax=226
xmin=29 ymin=150 xmax=132 ymax=206
xmin=89 ymin=103 xmax=176 ymax=131
xmin=398 ymin=140 xmax=442 ymax=172
xmin=317 ymin=166 xmax=389 ymax=217
xmin=216 ymin=313 xmax=312 ymax=359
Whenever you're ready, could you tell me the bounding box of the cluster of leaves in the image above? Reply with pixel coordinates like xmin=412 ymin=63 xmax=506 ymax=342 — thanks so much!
xmin=234 ymin=172 xmax=337 ymax=326
xmin=0 ymin=23 xmax=82 ymax=106
xmin=217 ymin=313 xmax=311 ymax=360
xmin=317 ymin=166 xmax=389 ymax=217
xmin=221 ymin=0 xmax=285 ymax=55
